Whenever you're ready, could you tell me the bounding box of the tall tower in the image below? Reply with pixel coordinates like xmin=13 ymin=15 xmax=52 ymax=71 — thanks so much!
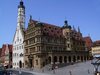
xmin=13 ymin=0 xmax=25 ymax=68
xmin=17 ymin=0 xmax=25 ymax=30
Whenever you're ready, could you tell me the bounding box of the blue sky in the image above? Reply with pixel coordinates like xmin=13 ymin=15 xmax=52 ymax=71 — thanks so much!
xmin=0 ymin=0 xmax=100 ymax=47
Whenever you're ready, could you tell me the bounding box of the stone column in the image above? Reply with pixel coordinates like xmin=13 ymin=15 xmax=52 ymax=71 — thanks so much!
xmin=66 ymin=56 xmax=69 ymax=63
xmin=75 ymin=56 xmax=77 ymax=62
xmin=71 ymin=56 xmax=73 ymax=63
xmin=62 ymin=56 xmax=64 ymax=63
xmin=51 ymin=55 xmax=54 ymax=64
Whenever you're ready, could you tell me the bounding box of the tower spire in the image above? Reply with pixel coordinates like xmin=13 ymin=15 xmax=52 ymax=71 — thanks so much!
xmin=29 ymin=15 xmax=32 ymax=22
xmin=73 ymin=25 xmax=76 ymax=31
xmin=18 ymin=0 xmax=25 ymax=8
xmin=78 ymin=26 xmax=80 ymax=33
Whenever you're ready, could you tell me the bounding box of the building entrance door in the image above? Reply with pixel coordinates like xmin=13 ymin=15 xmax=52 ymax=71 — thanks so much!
xmin=29 ymin=59 xmax=33 ymax=68
xmin=19 ymin=60 xmax=22 ymax=68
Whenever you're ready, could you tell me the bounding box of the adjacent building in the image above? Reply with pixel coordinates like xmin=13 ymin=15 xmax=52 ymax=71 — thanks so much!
xmin=12 ymin=0 xmax=25 ymax=68
xmin=0 ymin=48 xmax=2 ymax=63
xmin=84 ymin=36 xmax=93 ymax=51
xmin=24 ymin=18 xmax=89 ymax=69
xmin=0 ymin=44 xmax=12 ymax=68
xmin=84 ymin=36 xmax=93 ymax=59
xmin=92 ymin=40 xmax=100 ymax=57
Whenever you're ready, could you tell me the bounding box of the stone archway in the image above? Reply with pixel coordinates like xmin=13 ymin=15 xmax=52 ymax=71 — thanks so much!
xmin=68 ymin=56 xmax=71 ymax=63
xmin=73 ymin=56 xmax=76 ymax=62
xmin=77 ymin=56 xmax=80 ymax=61
xmin=81 ymin=56 xmax=83 ymax=62
xmin=48 ymin=56 xmax=51 ymax=64
xmin=59 ymin=56 xmax=62 ymax=63
xmin=53 ymin=56 xmax=57 ymax=64
xmin=19 ymin=60 xmax=22 ymax=68
xmin=84 ymin=56 xmax=86 ymax=61
xmin=45 ymin=59 xmax=48 ymax=65
xmin=29 ymin=59 xmax=33 ymax=68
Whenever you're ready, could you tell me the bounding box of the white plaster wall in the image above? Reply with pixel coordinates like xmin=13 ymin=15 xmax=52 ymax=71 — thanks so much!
xmin=13 ymin=29 xmax=24 ymax=68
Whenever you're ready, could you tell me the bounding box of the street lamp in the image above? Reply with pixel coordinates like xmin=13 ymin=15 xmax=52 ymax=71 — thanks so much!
xmin=91 ymin=57 xmax=100 ymax=75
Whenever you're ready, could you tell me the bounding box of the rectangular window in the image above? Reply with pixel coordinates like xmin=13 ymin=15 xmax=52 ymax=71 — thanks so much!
xmin=30 ymin=48 xmax=33 ymax=53
xmin=37 ymin=46 xmax=41 ymax=51
xmin=22 ymin=45 xmax=23 ymax=49
xmin=68 ymin=44 xmax=70 ymax=48
xmin=33 ymin=47 xmax=35 ymax=52
xmin=37 ymin=37 xmax=41 ymax=42
xmin=26 ymin=49 xmax=28 ymax=53
xmin=36 ymin=60 xmax=38 ymax=65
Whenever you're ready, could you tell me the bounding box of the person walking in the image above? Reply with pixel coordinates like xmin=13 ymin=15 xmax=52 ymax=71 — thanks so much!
xmin=69 ymin=71 xmax=72 ymax=75
xmin=88 ymin=69 xmax=90 ymax=74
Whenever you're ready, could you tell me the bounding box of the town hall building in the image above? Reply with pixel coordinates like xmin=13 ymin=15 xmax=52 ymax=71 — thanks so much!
xmin=24 ymin=18 xmax=89 ymax=69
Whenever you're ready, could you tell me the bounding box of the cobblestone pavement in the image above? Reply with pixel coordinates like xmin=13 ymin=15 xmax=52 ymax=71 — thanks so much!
xmin=50 ymin=61 xmax=94 ymax=75
xmin=11 ymin=61 xmax=96 ymax=75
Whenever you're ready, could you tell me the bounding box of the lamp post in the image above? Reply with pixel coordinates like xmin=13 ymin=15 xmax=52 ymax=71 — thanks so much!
xmin=91 ymin=57 xmax=100 ymax=75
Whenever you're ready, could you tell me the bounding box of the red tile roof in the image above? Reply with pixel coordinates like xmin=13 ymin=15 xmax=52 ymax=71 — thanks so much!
xmin=83 ymin=36 xmax=93 ymax=50
xmin=42 ymin=23 xmax=63 ymax=37
xmin=84 ymin=36 xmax=92 ymax=47
xmin=93 ymin=40 xmax=100 ymax=46
xmin=28 ymin=19 xmax=84 ymax=39
xmin=28 ymin=19 xmax=63 ymax=38
xmin=84 ymin=36 xmax=92 ymax=43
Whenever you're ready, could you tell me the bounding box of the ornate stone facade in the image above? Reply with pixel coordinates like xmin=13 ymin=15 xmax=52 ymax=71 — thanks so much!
xmin=24 ymin=17 xmax=89 ymax=69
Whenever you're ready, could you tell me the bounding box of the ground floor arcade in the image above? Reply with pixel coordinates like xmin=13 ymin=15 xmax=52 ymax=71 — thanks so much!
xmin=24 ymin=50 xmax=90 ymax=69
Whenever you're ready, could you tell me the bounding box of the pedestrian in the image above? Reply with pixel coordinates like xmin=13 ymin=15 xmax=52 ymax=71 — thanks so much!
xmin=88 ymin=69 xmax=90 ymax=74
xmin=69 ymin=71 xmax=72 ymax=75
